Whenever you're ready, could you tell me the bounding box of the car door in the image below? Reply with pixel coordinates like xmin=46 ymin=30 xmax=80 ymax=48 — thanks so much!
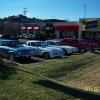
xmin=35 ymin=42 xmax=43 ymax=56
xmin=78 ymin=40 xmax=89 ymax=50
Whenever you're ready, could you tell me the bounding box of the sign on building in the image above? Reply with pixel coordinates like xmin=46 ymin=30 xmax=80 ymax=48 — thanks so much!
xmin=82 ymin=19 xmax=98 ymax=29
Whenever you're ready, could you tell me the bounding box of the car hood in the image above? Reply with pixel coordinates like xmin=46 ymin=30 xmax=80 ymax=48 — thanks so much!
xmin=38 ymin=46 xmax=62 ymax=51
xmin=0 ymin=46 xmax=33 ymax=51
xmin=11 ymin=46 xmax=33 ymax=51
xmin=49 ymin=44 xmax=77 ymax=49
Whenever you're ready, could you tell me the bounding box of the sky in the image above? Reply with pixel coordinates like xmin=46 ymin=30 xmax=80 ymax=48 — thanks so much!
xmin=0 ymin=0 xmax=100 ymax=21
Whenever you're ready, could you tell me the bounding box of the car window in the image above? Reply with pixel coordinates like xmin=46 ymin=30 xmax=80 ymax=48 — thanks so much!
xmin=40 ymin=42 xmax=48 ymax=46
xmin=55 ymin=41 xmax=63 ymax=45
xmin=78 ymin=40 xmax=87 ymax=44
xmin=70 ymin=40 xmax=77 ymax=44
xmin=47 ymin=41 xmax=55 ymax=45
xmin=29 ymin=42 xmax=37 ymax=46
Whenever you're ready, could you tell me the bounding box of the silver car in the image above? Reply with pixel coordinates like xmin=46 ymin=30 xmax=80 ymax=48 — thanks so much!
xmin=23 ymin=40 xmax=64 ymax=59
xmin=46 ymin=40 xmax=78 ymax=55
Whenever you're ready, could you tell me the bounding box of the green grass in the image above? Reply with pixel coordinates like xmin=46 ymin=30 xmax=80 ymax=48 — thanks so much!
xmin=0 ymin=52 xmax=100 ymax=100
xmin=0 ymin=67 xmax=75 ymax=100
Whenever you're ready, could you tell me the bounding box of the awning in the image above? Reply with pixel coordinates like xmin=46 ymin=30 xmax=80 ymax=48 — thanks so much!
xmin=21 ymin=26 xmax=26 ymax=30
xmin=33 ymin=26 xmax=40 ymax=30
xmin=21 ymin=26 xmax=40 ymax=30
xmin=55 ymin=25 xmax=79 ymax=31
xmin=27 ymin=26 xmax=33 ymax=30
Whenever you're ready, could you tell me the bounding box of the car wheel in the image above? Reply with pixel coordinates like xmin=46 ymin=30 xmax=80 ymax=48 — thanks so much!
xmin=79 ymin=49 xmax=85 ymax=53
xmin=62 ymin=49 xmax=67 ymax=55
xmin=27 ymin=56 xmax=32 ymax=60
xmin=42 ymin=52 xmax=50 ymax=59
xmin=9 ymin=53 xmax=15 ymax=61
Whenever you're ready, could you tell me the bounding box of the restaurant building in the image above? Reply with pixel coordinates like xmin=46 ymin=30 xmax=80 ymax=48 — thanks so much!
xmin=44 ymin=19 xmax=79 ymax=39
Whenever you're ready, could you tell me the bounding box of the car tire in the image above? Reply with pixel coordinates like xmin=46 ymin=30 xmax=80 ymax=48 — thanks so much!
xmin=27 ymin=56 xmax=32 ymax=60
xmin=62 ymin=49 xmax=67 ymax=55
xmin=9 ymin=53 xmax=15 ymax=61
xmin=79 ymin=49 xmax=86 ymax=53
xmin=42 ymin=52 xmax=50 ymax=59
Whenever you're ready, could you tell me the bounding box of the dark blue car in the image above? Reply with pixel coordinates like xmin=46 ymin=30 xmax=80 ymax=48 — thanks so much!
xmin=0 ymin=39 xmax=34 ymax=61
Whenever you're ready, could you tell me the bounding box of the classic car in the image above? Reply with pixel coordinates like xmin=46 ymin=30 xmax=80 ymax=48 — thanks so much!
xmin=46 ymin=40 xmax=78 ymax=55
xmin=0 ymin=39 xmax=34 ymax=61
xmin=23 ymin=40 xmax=64 ymax=59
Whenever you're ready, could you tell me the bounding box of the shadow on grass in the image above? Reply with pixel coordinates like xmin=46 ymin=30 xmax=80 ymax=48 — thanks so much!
xmin=33 ymin=80 xmax=100 ymax=100
xmin=0 ymin=65 xmax=16 ymax=80
xmin=16 ymin=57 xmax=42 ymax=64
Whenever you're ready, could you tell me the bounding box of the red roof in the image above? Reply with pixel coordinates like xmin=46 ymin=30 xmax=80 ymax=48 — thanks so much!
xmin=55 ymin=25 xmax=79 ymax=31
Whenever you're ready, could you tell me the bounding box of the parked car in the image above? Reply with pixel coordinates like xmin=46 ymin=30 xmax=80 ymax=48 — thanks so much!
xmin=23 ymin=40 xmax=64 ymax=59
xmin=0 ymin=39 xmax=34 ymax=61
xmin=46 ymin=40 xmax=78 ymax=55
xmin=60 ymin=38 xmax=96 ymax=52
xmin=83 ymin=39 xmax=97 ymax=49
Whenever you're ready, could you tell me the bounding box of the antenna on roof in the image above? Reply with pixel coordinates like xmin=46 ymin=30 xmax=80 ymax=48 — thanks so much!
xmin=23 ymin=8 xmax=28 ymax=16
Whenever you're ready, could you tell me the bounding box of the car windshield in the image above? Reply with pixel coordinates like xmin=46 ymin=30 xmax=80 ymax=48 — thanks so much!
xmin=78 ymin=39 xmax=87 ymax=44
xmin=48 ymin=41 xmax=63 ymax=46
xmin=39 ymin=42 xmax=49 ymax=46
xmin=31 ymin=41 xmax=49 ymax=47
xmin=0 ymin=40 xmax=20 ymax=47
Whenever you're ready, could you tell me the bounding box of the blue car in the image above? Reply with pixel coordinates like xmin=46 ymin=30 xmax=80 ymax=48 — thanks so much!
xmin=0 ymin=39 xmax=34 ymax=61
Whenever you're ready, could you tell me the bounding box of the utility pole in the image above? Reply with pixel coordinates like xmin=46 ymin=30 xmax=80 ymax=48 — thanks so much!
xmin=23 ymin=8 xmax=28 ymax=16
xmin=79 ymin=0 xmax=87 ymax=39
xmin=83 ymin=0 xmax=86 ymax=19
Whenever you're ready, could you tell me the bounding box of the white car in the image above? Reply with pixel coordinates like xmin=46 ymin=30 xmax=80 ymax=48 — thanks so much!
xmin=23 ymin=40 xmax=64 ymax=59
xmin=46 ymin=40 xmax=78 ymax=55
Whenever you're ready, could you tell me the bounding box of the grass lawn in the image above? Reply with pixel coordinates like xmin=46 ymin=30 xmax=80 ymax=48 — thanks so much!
xmin=0 ymin=51 xmax=100 ymax=100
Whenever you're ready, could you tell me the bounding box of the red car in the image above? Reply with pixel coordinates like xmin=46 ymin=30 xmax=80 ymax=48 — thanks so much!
xmin=84 ymin=39 xmax=97 ymax=48
xmin=60 ymin=38 xmax=96 ymax=52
